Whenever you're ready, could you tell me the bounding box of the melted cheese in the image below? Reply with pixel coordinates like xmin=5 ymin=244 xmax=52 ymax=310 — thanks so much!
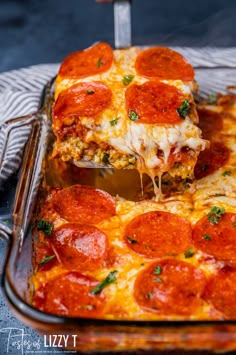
xmin=34 ymin=189 xmax=236 ymax=321
xmin=52 ymin=46 xmax=208 ymax=199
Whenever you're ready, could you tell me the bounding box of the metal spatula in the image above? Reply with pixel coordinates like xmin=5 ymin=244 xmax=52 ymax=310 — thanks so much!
xmin=97 ymin=0 xmax=132 ymax=49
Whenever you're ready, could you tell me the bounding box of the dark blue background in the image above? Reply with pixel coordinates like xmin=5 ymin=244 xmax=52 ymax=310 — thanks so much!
xmin=0 ymin=0 xmax=236 ymax=72
xmin=0 ymin=1 xmax=236 ymax=354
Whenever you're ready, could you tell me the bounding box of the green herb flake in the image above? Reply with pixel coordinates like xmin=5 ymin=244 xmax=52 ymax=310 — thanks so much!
xmin=203 ymin=234 xmax=211 ymax=241
xmin=232 ymin=222 xmax=236 ymax=227
xmin=153 ymin=265 xmax=162 ymax=275
xmin=87 ymin=89 xmax=95 ymax=95
xmin=184 ymin=247 xmax=195 ymax=258
xmin=90 ymin=270 xmax=117 ymax=295
xmin=37 ymin=220 xmax=53 ymax=236
xmin=147 ymin=292 xmax=153 ymax=298
xmin=110 ymin=117 xmax=120 ymax=126
xmin=201 ymin=165 xmax=209 ymax=171
xmin=126 ymin=236 xmax=138 ymax=244
xmin=129 ymin=109 xmax=140 ymax=121
xmin=96 ymin=58 xmax=103 ymax=67
xmin=38 ymin=255 xmax=55 ymax=267
xmin=222 ymin=170 xmax=232 ymax=177
xmin=207 ymin=206 xmax=225 ymax=225
xmin=122 ymin=74 xmax=135 ymax=86
xmin=207 ymin=94 xmax=217 ymax=105
xmin=154 ymin=277 xmax=163 ymax=283
xmin=102 ymin=152 xmax=110 ymax=164
xmin=177 ymin=99 xmax=190 ymax=119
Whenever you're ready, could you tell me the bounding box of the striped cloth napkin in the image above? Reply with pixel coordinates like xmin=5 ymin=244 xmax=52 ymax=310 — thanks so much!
xmin=0 ymin=64 xmax=58 ymax=187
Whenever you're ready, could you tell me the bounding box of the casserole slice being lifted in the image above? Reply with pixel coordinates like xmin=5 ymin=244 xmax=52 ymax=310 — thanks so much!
xmin=52 ymin=42 xmax=208 ymax=196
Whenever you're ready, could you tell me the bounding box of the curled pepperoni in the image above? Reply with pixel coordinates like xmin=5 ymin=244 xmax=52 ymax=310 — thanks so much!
xmin=192 ymin=213 xmax=236 ymax=261
xmin=58 ymin=42 xmax=113 ymax=78
xmin=33 ymin=272 xmax=105 ymax=317
xmin=134 ymin=259 xmax=206 ymax=315
xmin=135 ymin=47 xmax=194 ymax=81
xmin=197 ymin=108 xmax=223 ymax=140
xmin=51 ymin=223 xmax=108 ymax=270
xmin=53 ymin=81 xmax=112 ymax=121
xmin=204 ymin=266 xmax=236 ymax=319
xmin=124 ymin=211 xmax=191 ymax=258
xmin=52 ymin=184 xmax=116 ymax=224
xmin=194 ymin=142 xmax=230 ymax=179
xmin=125 ymin=81 xmax=187 ymax=124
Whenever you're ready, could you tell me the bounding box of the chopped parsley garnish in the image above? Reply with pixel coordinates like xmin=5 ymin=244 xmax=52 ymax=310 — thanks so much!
xmin=214 ymin=193 xmax=225 ymax=197
xmin=177 ymin=99 xmax=190 ymax=119
xmin=96 ymin=58 xmax=103 ymax=67
xmin=38 ymin=255 xmax=55 ymax=268
xmin=207 ymin=94 xmax=217 ymax=105
xmin=147 ymin=292 xmax=153 ymax=298
xmin=129 ymin=109 xmax=140 ymax=121
xmin=203 ymin=234 xmax=211 ymax=241
xmin=154 ymin=277 xmax=163 ymax=283
xmin=184 ymin=247 xmax=195 ymax=258
xmin=153 ymin=265 xmax=162 ymax=275
xmin=201 ymin=165 xmax=209 ymax=171
xmin=110 ymin=117 xmax=120 ymax=126
xmin=233 ymin=222 xmax=236 ymax=227
xmin=222 ymin=170 xmax=232 ymax=177
xmin=207 ymin=206 xmax=225 ymax=225
xmin=122 ymin=74 xmax=134 ymax=86
xmin=37 ymin=220 xmax=53 ymax=236
xmin=90 ymin=270 xmax=117 ymax=295
xmin=126 ymin=236 xmax=138 ymax=244
xmin=87 ymin=89 xmax=95 ymax=95
xmin=102 ymin=152 xmax=110 ymax=164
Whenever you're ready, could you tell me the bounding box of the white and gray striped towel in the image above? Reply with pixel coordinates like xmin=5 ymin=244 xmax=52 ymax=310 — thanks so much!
xmin=0 ymin=47 xmax=236 ymax=186
xmin=0 ymin=64 xmax=59 ymax=187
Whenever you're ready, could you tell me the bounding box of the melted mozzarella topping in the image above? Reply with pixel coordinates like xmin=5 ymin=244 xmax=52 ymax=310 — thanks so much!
xmin=54 ymin=47 xmax=208 ymax=198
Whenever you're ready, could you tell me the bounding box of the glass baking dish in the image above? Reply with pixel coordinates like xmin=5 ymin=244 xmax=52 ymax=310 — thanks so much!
xmin=1 ymin=63 xmax=236 ymax=354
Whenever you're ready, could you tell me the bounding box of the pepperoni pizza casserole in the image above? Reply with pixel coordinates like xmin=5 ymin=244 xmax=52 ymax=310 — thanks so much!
xmin=32 ymin=44 xmax=236 ymax=321
xmin=52 ymin=42 xmax=208 ymax=192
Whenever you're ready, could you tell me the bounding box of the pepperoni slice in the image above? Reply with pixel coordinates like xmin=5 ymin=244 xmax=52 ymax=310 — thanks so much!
xmin=51 ymin=223 xmax=108 ymax=270
xmin=124 ymin=211 xmax=191 ymax=258
xmin=134 ymin=259 xmax=206 ymax=315
xmin=125 ymin=81 xmax=187 ymax=124
xmin=135 ymin=47 xmax=194 ymax=81
xmin=58 ymin=42 xmax=113 ymax=78
xmin=192 ymin=213 xmax=236 ymax=261
xmin=203 ymin=266 xmax=236 ymax=319
xmin=53 ymin=81 xmax=112 ymax=121
xmin=33 ymin=272 xmax=105 ymax=317
xmin=194 ymin=142 xmax=230 ymax=179
xmin=52 ymin=184 xmax=116 ymax=224
xmin=197 ymin=108 xmax=223 ymax=140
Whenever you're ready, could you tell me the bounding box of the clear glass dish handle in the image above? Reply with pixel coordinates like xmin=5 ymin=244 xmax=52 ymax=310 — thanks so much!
xmin=0 ymin=113 xmax=39 ymax=241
